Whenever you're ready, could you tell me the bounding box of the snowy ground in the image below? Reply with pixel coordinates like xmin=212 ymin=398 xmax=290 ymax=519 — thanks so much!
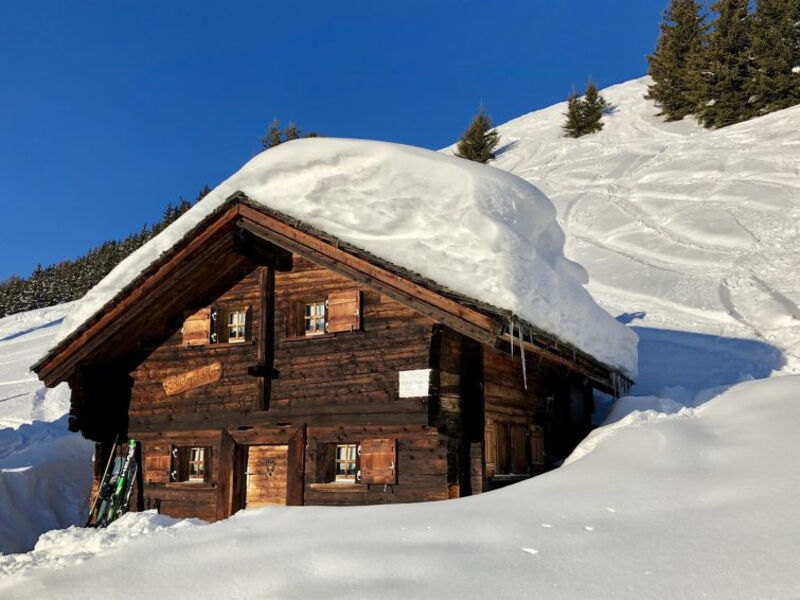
xmin=1 ymin=77 xmax=800 ymax=597
xmin=0 ymin=304 xmax=93 ymax=554
xmin=1 ymin=377 xmax=798 ymax=599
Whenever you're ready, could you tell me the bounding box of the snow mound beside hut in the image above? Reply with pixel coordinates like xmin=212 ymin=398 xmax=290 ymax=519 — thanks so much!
xmin=54 ymin=139 xmax=637 ymax=377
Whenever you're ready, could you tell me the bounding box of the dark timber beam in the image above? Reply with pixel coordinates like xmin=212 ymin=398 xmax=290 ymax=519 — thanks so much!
xmin=233 ymin=225 xmax=293 ymax=271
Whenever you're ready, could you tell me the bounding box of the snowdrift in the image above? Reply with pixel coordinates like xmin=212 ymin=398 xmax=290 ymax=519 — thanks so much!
xmin=52 ymin=138 xmax=638 ymax=377
xmin=0 ymin=304 xmax=93 ymax=554
xmin=2 ymin=376 xmax=799 ymax=599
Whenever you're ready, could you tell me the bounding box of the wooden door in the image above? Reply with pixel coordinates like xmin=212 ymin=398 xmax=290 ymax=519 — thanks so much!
xmin=245 ymin=444 xmax=288 ymax=507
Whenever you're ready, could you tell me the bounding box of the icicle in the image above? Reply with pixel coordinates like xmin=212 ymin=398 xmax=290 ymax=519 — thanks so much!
xmin=518 ymin=321 xmax=528 ymax=391
xmin=509 ymin=317 xmax=515 ymax=359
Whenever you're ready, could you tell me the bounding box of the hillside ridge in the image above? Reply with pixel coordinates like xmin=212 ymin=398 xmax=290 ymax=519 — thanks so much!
xmin=484 ymin=76 xmax=800 ymax=392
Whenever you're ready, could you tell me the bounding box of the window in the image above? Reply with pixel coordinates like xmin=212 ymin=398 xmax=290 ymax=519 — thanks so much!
xmin=289 ymin=290 xmax=362 ymax=338
xmin=171 ymin=446 xmax=211 ymax=483
xmin=209 ymin=306 xmax=251 ymax=344
xmin=314 ymin=439 xmax=396 ymax=485
xmin=334 ymin=444 xmax=357 ymax=481
xmin=486 ymin=422 xmax=529 ymax=477
xmin=226 ymin=309 xmax=247 ymax=343
xmin=303 ymin=301 xmax=326 ymax=336
xmin=187 ymin=447 xmax=206 ymax=480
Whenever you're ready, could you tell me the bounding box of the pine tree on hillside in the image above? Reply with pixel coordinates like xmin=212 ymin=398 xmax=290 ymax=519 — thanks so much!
xmin=197 ymin=184 xmax=211 ymax=201
xmin=455 ymin=106 xmax=500 ymax=163
xmin=583 ymin=80 xmax=609 ymax=134
xmin=262 ymin=119 xmax=284 ymax=149
xmin=284 ymin=122 xmax=301 ymax=141
xmin=749 ymin=0 xmax=800 ymax=115
xmin=646 ymin=0 xmax=709 ymax=120
xmin=563 ymin=81 xmax=609 ymax=137
xmin=562 ymin=90 xmax=585 ymax=138
xmin=698 ymin=0 xmax=755 ymax=128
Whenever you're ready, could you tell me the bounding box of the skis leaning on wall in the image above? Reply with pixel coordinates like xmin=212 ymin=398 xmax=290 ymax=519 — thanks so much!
xmin=86 ymin=439 xmax=138 ymax=528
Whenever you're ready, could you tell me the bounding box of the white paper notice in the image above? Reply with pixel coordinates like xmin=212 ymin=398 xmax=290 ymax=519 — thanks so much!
xmin=398 ymin=369 xmax=431 ymax=398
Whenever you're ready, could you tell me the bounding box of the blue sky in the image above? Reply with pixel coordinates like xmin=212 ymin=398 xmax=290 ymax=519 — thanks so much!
xmin=0 ymin=1 xmax=666 ymax=280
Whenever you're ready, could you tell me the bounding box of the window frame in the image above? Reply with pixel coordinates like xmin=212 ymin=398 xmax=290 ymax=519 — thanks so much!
xmin=333 ymin=443 xmax=358 ymax=482
xmin=170 ymin=445 xmax=212 ymax=484
xmin=225 ymin=308 xmax=247 ymax=344
xmin=210 ymin=305 xmax=251 ymax=345
xmin=187 ymin=447 xmax=207 ymax=481
xmin=286 ymin=290 xmax=362 ymax=340
xmin=302 ymin=300 xmax=327 ymax=337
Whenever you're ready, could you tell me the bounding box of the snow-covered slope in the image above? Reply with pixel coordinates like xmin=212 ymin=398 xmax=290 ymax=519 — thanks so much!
xmin=52 ymin=138 xmax=637 ymax=377
xmin=2 ymin=376 xmax=799 ymax=599
xmin=0 ymin=304 xmax=93 ymax=554
xmin=487 ymin=76 xmax=800 ymax=393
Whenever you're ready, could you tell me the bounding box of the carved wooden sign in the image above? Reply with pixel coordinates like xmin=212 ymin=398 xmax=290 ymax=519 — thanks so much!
xmin=162 ymin=362 xmax=222 ymax=396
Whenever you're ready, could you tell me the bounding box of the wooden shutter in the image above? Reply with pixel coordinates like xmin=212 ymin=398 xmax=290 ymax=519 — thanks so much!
xmin=529 ymin=425 xmax=545 ymax=466
xmin=201 ymin=447 xmax=213 ymax=483
xmin=357 ymin=438 xmax=396 ymax=484
xmin=496 ymin=422 xmax=510 ymax=475
xmin=244 ymin=306 xmax=253 ymax=341
xmin=171 ymin=446 xmax=190 ymax=482
xmin=144 ymin=442 xmax=170 ymax=484
xmin=316 ymin=442 xmax=337 ymax=483
xmin=326 ymin=290 xmax=361 ymax=333
xmin=484 ymin=422 xmax=497 ymax=478
xmin=182 ymin=308 xmax=211 ymax=347
xmin=511 ymin=424 xmax=528 ymax=474
xmin=213 ymin=307 xmax=228 ymax=344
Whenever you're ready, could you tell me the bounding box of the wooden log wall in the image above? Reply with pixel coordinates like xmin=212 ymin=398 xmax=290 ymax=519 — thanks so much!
xmin=304 ymin=425 xmax=447 ymax=505
xmin=129 ymin=267 xmax=264 ymax=423
xmin=138 ymin=430 xmax=222 ymax=522
xmin=122 ymin=253 xmax=447 ymax=517
xmin=115 ymin=246 xmax=595 ymax=519
xmin=482 ymin=340 xmax=593 ymax=489
xmin=270 ymin=257 xmax=435 ymax=424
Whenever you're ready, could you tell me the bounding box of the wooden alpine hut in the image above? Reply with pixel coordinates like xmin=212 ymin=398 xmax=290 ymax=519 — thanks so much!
xmin=33 ymin=139 xmax=637 ymax=521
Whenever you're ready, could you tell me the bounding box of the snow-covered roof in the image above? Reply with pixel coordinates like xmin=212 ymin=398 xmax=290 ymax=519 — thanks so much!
xmin=53 ymin=138 xmax=638 ymax=377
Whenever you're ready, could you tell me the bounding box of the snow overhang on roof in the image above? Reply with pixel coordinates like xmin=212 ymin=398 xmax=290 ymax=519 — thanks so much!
xmin=40 ymin=138 xmax=638 ymax=379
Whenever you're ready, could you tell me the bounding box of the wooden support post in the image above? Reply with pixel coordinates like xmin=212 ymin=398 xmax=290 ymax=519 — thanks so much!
xmin=286 ymin=425 xmax=306 ymax=506
xmin=216 ymin=429 xmax=237 ymax=521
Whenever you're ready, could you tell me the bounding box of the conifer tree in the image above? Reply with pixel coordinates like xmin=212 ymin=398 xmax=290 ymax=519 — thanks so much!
xmin=563 ymin=80 xmax=609 ymax=137
xmin=261 ymin=120 xmax=318 ymax=149
xmin=698 ymin=0 xmax=755 ymax=128
xmin=749 ymin=0 xmax=800 ymax=114
xmin=284 ymin=122 xmax=301 ymax=141
xmin=455 ymin=106 xmax=500 ymax=163
xmin=196 ymin=185 xmax=211 ymax=202
xmin=261 ymin=119 xmax=284 ymax=149
xmin=583 ymin=80 xmax=609 ymax=134
xmin=647 ymin=0 xmax=709 ymax=120
xmin=562 ymin=90 xmax=585 ymax=138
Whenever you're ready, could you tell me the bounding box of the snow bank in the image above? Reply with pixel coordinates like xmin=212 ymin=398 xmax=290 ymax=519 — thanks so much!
xmin=52 ymin=139 xmax=638 ymax=377
xmin=2 ymin=376 xmax=799 ymax=599
xmin=0 ymin=303 xmax=93 ymax=554
xmin=0 ymin=512 xmax=201 ymax=579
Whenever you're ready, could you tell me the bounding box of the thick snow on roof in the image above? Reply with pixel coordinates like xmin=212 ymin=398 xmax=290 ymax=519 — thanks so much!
xmin=54 ymin=138 xmax=638 ymax=376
